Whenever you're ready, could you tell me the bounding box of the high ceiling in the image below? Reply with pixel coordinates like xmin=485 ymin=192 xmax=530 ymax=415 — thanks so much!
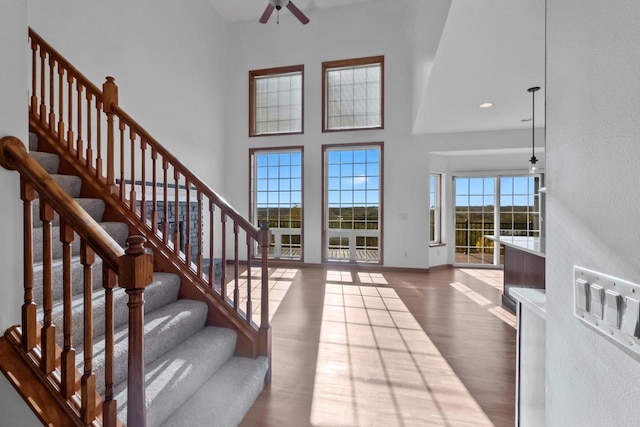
xmin=207 ymin=0 xmax=545 ymax=135
xmin=208 ymin=0 xmax=375 ymax=23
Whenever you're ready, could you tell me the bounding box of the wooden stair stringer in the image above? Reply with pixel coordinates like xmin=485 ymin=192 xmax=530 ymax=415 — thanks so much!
xmin=0 ymin=326 xmax=119 ymax=427
xmin=29 ymin=117 xmax=261 ymax=360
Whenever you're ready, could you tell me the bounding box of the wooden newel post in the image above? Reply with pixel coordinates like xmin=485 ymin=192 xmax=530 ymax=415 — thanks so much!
xmin=118 ymin=235 xmax=153 ymax=427
xmin=257 ymin=221 xmax=272 ymax=383
xmin=103 ymin=76 xmax=118 ymax=192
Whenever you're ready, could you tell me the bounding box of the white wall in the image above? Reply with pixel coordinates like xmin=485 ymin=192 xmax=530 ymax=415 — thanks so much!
xmin=28 ymin=0 xmax=230 ymax=189
xmin=0 ymin=2 xmax=42 ymax=424
xmin=546 ymin=0 xmax=640 ymax=425
xmin=223 ymin=0 xmax=450 ymax=268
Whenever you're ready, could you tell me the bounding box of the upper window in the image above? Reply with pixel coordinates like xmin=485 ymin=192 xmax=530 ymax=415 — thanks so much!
xmin=322 ymin=56 xmax=384 ymax=132
xmin=249 ymin=65 xmax=304 ymax=137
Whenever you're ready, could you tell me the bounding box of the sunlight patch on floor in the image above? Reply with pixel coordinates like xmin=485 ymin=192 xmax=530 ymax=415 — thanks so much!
xmin=449 ymin=277 xmax=516 ymax=329
xmin=311 ymin=272 xmax=494 ymax=427
xmin=459 ymin=268 xmax=504 ymax=291
xmin=449 ymin=282 xmax=493 ymax=306
xmin=225 ymin=267 xmax=298 ymax=324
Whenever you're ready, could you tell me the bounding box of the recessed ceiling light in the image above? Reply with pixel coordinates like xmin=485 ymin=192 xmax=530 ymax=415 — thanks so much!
xmin=478 ymin=102 xmax=493 ymax=109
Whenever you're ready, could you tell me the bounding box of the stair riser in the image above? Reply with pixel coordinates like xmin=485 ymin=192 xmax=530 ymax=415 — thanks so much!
xmin=32 ymin=198 xmax=106 ymax=228
xmin=32 ymin=257 xmax=104 ymax=306
xmin=32 ymin=222 xmax=129 ymax=263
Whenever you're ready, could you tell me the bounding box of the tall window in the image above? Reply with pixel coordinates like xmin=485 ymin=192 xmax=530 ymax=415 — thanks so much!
xmin=322 ymin=56 xmax=384 ymax=132
xmin=454 ymin=175 xmax=541 ymax=266
xmin=250 ymin=148 xmax=303 ymax=260
xmin=430 ymin=174 xmax=442 ymax=245
xmin=323 ymin=143 xmax=382 ymax=263
xmin=249 ymin=65 xmax=304 ymax=136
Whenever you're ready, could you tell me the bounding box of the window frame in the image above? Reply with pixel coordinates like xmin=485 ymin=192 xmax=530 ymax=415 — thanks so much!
xmin=322 ymin=56 xmax=384 ymax=133
xmin=429 ymin=173 xmax=442 ymax=245
xmin=248 ymin=146 xmax=305 ymax=262
xmin=249 ymin=64 xmax=304 ymax=137
xmin=321 ymin=142 xmax=384 ymax=264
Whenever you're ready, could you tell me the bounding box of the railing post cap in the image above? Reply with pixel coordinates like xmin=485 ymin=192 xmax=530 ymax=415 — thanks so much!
xmin=105 ymin=76 xmax=116 ymax=84
xmin=125 ymin=235 xmax=147 ymax=255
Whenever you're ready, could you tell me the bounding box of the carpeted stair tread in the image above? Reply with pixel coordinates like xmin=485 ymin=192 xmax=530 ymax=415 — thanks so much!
xmin=30 ymin=151 xmax=60 ymax=174
xmin=32 ymin=198 xmax=105 ymax=228
xmin=160 ymin=356 xmax=268 ymax=427
xmin=44 ymin=174 xmax=82 ymax=198
xmin=46 ymin=271 xmax=181 ymax=350
xmin=32 ymin=221 xmax=129 ymax=263
xmin=29 ymin=132 xmax=38 ymax=151
xmin=33 ymin=256 xmax=104 ymax=305
xmin=114 ymin=326 xmax=238 ymax=427
xmin=83 ymin=298 xmax=207 ymax=395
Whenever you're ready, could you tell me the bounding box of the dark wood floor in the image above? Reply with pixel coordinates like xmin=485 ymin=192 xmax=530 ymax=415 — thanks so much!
xmin=238 ymin=266 xmax=516 ymax=427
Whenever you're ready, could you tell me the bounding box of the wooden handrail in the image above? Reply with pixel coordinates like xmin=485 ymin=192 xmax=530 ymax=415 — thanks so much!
xmin=0 ymin=136 xmax=123 ymax=268
xmin=28 ymin=30 xmax=104 ymax=103
xmin=110 ymin=105 xmax=260 ymax=239
xmin=0 ymin=135 xmax=152 ymax=427
xmin=23 ymin=25 xmax=273 ymax=425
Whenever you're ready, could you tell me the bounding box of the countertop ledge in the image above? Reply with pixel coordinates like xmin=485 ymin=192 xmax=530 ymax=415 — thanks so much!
xmin=509 ymin=288 xmax=546 ymax=319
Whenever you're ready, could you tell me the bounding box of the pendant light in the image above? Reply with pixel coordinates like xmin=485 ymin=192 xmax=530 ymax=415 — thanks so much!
xmin=527 ymin=86 xmax=540 ymax=173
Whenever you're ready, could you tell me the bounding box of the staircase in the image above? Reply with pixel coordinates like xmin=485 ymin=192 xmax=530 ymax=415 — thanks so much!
xmin=0 ymin=28 xmax=272 ymax=426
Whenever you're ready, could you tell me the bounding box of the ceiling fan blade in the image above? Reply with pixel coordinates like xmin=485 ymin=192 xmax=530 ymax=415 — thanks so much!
xmin=286 ymin=1 xmax=310 ymax=25
xmin=259 ymin=3 xmax=275 ymax=24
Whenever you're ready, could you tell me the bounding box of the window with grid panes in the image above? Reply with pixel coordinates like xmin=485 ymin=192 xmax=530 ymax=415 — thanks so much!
xmin=249 ymin=65 xmax=303 ymax=136
xmin=323 ymin=144 xmax=382 ymax=263
xmin=430 ymin=174 xmax=442 ymax=245
xmin=322 ymin=56 xmax=383 ymax=131
xmin=250 ymin=148 xmax=303 ymax=260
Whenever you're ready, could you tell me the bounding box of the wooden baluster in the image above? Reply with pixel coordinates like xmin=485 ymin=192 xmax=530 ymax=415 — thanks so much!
xmin=246 ymin=233 xmax=252 ymax=325
xmin=103 ymin=77 xmax=118 ymax=190
xmin=57 ymin=66 xmax=65 ymax=144
xmin=39 ymin=49 xmax=46 ymax=125
xmin=76 ymin=83 xmax=84 ymax=160
xmin=173 ymin=169 xmax=180 ymax=255
xmin=30 ymin=39 xmax=38 ymax=115
xmin=118 ymin=236 xmax=153 ymax=427
xmin=80 ymin=241 xmax=96 ymax=423
xmin=60 ymin=219 xmax=76 ymax=399
xmin=48 ymin=56 xmax=55 ymax=133
xmin=119 ymin=120 xmax=125 ymax=198
xmin=233 ymin=222 xmax=239 ymax=311
xmin=162 ymin=159 xmax=169 ymax=244
xmin=221 ymin=213 xmax=227 ymax=299
xmin=40 ymin=200 xmax=56 ymax=374
xmin=86 ymin=91 xmax=93 ymax=170
xmin=21 ymin=179 xmax=37 ymax=351
xmin=102 ymin=267 xmax=118 ymax=427
xmin=67 ymin=74 xmax=74 ymax=151
xmin=140 ymin=139 xmax=147 ymax=222
xmin=151 ymin=149 xmax=158 ymax=232
xmin=258 ymin=222 xmax=272 ymax=383
xmin=185 ymin=180 xmax=191 ymax=265
xmin=208 ymin=201 xmax=215 ymax=288
xmin=96 ymin=99 xmax=103 ymax=181
xmin=197 ymin=191 xmax=203 ymax=277
xmin=129 ymin=128 xmax=137 ymax=212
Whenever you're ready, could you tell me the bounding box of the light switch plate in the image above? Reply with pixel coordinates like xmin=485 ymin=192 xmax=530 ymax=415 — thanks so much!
xmin=574 ymin=266 xmax=640 ymax=355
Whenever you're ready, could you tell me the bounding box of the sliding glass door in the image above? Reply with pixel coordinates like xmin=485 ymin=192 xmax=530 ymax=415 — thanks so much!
xmin=454 ymin=175 xmax=541 ymax=266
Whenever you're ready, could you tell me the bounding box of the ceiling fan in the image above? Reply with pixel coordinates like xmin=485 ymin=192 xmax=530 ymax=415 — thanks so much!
xmin=259 ymin=0 xmax=310 ymax=25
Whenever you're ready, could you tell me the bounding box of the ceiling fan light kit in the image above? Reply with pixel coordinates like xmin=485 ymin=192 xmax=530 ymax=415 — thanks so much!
xmin=259 ymin=0 xmax=310 ymax=25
